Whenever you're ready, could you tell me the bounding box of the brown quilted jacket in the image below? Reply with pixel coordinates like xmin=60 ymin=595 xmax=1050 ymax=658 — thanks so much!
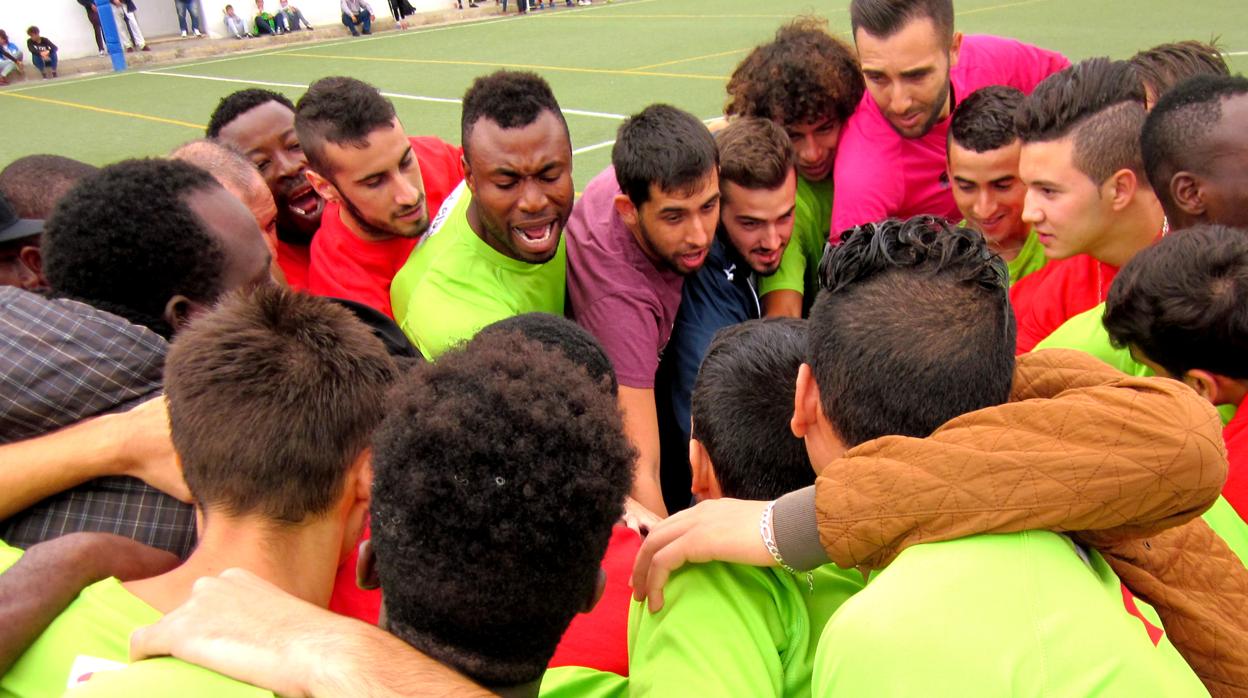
xmin=812 ymin=349 xmax=1247 ymax=695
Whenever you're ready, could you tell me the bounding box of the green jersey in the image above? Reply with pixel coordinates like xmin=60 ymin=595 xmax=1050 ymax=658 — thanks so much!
xmin=1034 ymin=302 xmax=1150 ymax=376
xmin=628 ymin=560 xmax=864 ymax=697
xmin=64 ymin=656 xmax=272 ymax=697
xmin=1006 ymin=230 xmax=1048 ymax=284
xmin=814 ymin=531 xmax=1207 ymax=697
xmin=390 ymin=183 xmax=567 ymax=360
xmin=0 ymin=540 xmax=21 ymax=572
xmin=759 ymin=176 xmax=831 ymax=313
xmin=538 ymin=666 xmax=627 ymax=698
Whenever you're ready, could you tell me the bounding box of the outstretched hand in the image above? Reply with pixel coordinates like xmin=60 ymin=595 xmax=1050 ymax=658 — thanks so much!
xmin=630 ymin=498 xmax=772 ymax=613
xmin=116 ymin=396 xmax=190 ymax=503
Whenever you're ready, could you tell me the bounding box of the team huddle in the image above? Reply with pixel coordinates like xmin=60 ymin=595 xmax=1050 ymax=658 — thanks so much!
xmin=0 ymin=0 xmax=1246 ymax=695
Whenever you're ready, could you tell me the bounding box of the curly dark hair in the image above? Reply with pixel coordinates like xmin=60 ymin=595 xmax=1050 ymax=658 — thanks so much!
xmin=725 ymin=17 xmax=863 ymax=129
xmin=1016 ymin=58 xmax=1147 ymax=185
xmin=41 ymin=159 xmax=225 ymax=338
xmin=295 ymin=77 xmax=397 ymax=175
xmin=0 ymin=155 xmax=98 ymax=220
xmin=948 ymin=85 xmax=1025 ymax=154
xmin=1141 ymin=74 xmax=1248 ymax=218
xmin=1104 ymin=224 xmax=1248 ymax=380
xmin=813 ymin=216 xmax=1014 ymax=446
xmin=473 ymin=312 xmax=617 ymax=397
xmin=1129 ymin=40 xmax=1229 ymax=105
xmin=460 ymin=70 xmax=568 ymax=159
xmin=691 ymin=319 xmax=813 ymax=500
xmin=206 ymin=88 xmax=296 ymax=139
xmin=369 ymin=331 xmax=634 ymax=687
xmin=166 ymin=286 xmax=397 ymax=523
xmin=612 ymin=104 xmax=717 ymax=208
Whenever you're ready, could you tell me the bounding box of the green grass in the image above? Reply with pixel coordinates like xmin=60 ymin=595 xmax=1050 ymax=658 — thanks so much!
xmin=2 ymin=0 xmax=1245 ymax=187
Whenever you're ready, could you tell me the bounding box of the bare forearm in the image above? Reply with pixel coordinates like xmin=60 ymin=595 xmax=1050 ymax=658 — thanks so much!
xmin=761 ymin=290 xmax=802 ymax=319
xmin=0 ymin=414 xmax=126 ymax=519
xmin=0 ymin=544 xmax=93 ymax=672
xmin=310 ymin=623 xmax=495 ymax=698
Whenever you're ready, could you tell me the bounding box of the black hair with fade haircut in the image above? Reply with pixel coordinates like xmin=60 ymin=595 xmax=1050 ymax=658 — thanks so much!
xmin=166 ymin=286 xmax=397 ymax=523
xmin=474 ymin=312 xmax=617 ymax=397
xmin=206 ymin=88 xmax=296 ymax=139
xmin=724 ymin=16 xmax=864 ymax=129
xmin=41 ymin=159 xmax=226 ymax=338
xmin=691 ymin=319 xmax=813 ymax=501
xmin=1016 ymin=58 xmax=1148 ymax=185
xmin=294 ymin=77 xmax=398 ymax=176
xmin=0 ymin=155 xmax=98 ymax=220
xmin=850 ymin=0 xmax=954 ymax=45
xmin=460 ymin=70 xmax=568 ymax=159
xmin=812 ymin=216 xmax=1015 ymax=446
xmin=1129 ymin=40 xmax=1229 ymax=104
xmin=1104 ymin=224 xmax=1248 ymax=380
xmin=612 ymin=104 xmax=718 ymax=208
xmin=948 ymin=85 xmax=1025 ymax=154
xmin=1140 ymin=74 xmax=1248 ymax=214
xmin=370 ymin=331 xmax=634 ymax=688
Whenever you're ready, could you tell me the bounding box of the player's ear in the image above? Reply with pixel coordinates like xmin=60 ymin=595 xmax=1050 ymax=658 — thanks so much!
xmin=613 ymin=194 xmax=640 ymax=231
xmin=791 ymin=363 xmax=819 ymax=439
xmin=1105 ymin=168 xmax=1138 ymax=211
xmin=1170 ymin=172 xmax=1207 ymax=219
xmin=306 ymin=169 xmax=338 ymax=204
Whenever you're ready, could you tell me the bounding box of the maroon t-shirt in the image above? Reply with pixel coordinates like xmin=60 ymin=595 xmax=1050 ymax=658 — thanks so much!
xmin=566 ymin=166 xmax=684 ymax=389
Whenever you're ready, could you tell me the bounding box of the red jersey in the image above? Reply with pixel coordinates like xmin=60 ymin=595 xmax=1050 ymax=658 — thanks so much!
xmin=1223 ymin=405 xmax=1248 ymax=523
xmin=276 ymin=240 xmax=311 ymax=291
xmin=1011 ymin=254 xmax=1117 ymax=354
xmin=308 ymin=136 xmax=464 ymax=318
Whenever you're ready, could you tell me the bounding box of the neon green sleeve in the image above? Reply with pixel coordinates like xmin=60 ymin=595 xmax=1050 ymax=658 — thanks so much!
xmin=1034 ymin=303 xmax=1152 ymax=376
xmin=760 ymin=177 xmax=832 ymax=298
xmin=539 ymin=666 xmax=627 ymax=698
xmin=64 ymin=657 xmax=275 ymax=697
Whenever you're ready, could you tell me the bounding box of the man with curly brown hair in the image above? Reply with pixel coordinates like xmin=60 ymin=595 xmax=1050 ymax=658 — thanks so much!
xmin=724 ymin=17 xmax=862 ymax=318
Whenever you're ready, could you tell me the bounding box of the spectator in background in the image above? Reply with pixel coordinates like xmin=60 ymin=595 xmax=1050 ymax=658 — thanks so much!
xmin=76 ymin=0 xmax=106 ymax=56
xmin=24 ymin=27 xmax=56 ymax=80
xmin=110 ymin=0 xmax=151 ymax=52
xmin=1129 ymin=40 xmax=1229 ymax=110
xmin=342 ymin=0 xmax=373 ymax=35
xmin=0 ymin=154 xmax=98 ymax=291
xmin=175 ymin=0 xmax=205 ymax=38
xmin=279 ymin=0 xmax=314 ymax=30
xmin=223 ymin=4 xmax=249 ymax=38
xmin=0 ymin=30 xmax=25 ymax=85
xmin=254 ymin=0 xmax=285 ymax=35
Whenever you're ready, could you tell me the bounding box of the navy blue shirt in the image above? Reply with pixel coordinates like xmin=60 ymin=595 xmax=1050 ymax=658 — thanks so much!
xmin=655 ymin=233 xmax=759 ymax=512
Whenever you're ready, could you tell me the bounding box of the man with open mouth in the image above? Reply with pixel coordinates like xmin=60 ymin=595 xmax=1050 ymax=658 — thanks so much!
xmin=390 ymin=70 xmax=573 ymax=360
xmin=567 ymin=104 xmax=721 ymax=518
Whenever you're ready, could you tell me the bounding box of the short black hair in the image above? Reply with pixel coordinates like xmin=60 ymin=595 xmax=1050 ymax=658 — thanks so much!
xmin=1104 ymin=224 xmax=1248 ymax=380
xmin=206 ymin=88 xmax=296 ymax=139
xmin=370 ymin=331 xmax=634 ymax=687
xmin=41 ymin=159 xmax=226 ymax=338
xmin=166 ymin=286 xmax=397 ymax=523
xmin=474 ymin=312 xmax=617 ymax=397
xmin=1141 ymin=74 xmax=1248 ymax=215
xmin=724 ymin=17 xmax=864 ymax=128
xmin=691 ymin=319 xmax=813 ymax=500
xmin=295 ymin=77 xmax=397 ymax=175
xmin=850 ymin=0 xmax=954 ymax=45
xmin=460 ymin=71 xmax=568 ymax=159
xmin=612 ymin=104 xmax=718 ymax=208
xmin=949 ymin=85 xmax=1025 ymax=154
xmin=1129 ymin=40 xmax=1229 ymax=103
xmin=812 ymin=216 xmax=1015 ymax=446
xmin=0 ymin=155 xmax=98 ymax=220
xmin=1017 ymin=58 xmax=1147 ymax=185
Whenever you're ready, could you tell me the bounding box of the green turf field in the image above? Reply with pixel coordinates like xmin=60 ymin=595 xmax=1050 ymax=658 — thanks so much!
xmin=2 ymin=0 xmax=1245 ymax=187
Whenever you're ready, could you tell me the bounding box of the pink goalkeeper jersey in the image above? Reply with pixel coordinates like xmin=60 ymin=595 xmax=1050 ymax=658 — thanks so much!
xmin=830 ymin=34 xmax=1069 ymax=241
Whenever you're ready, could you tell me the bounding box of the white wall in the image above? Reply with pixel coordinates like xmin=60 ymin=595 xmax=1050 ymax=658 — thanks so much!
xmin=1 ymin=0 xmax=189 ymax=60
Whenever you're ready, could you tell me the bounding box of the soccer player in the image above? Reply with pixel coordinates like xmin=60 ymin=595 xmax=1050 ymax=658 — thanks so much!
xmin=296 ymin=77 xmax=463 ymax=318
xmin=1129 ymin=40 xmax=1229 ymax=110
xmin=656 ymin=117 xmax=797 ymax=510
xmin=390 ymin=71 xmax=571 ymax=359
xmin=1 ymin=287 xmax=396 ymax=697
xmin=946 ymin=85 xmax=1046 ymax=284
xmin=567 ymin=104 xmax=720 ymax=517
xmin=831 ymin=0 xmax=1068 ymax=235
xmin=724 ymin=17 xmax=863 ymax=318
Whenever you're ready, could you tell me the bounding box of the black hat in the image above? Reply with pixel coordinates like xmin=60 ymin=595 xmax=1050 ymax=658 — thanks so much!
xmin=0 ymin=194 xmax=42 ymax=244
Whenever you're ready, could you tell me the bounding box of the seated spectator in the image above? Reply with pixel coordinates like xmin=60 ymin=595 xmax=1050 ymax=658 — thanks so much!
xmin=724 ymin=17 xmax=862 ymax=318
xmin=946 ymin=85 xmax=1047 ymax=285
xmin=1104 ymin=225 xmax=1248 ymax=522
xmin=2 ymin=286 xmax=396 ymax=697
xmin=656 ymin=117 xmax=797 ymax=508
xmin=24 ymin=27 xmax=56 ymax=80
xmin=567 ymin=104 xmax=720 ymax=516
xmin=279 ymin=0 xmax=313 ymax=30
xmin=1129 ymin=40 xmax=1229 ymax=110
xmin=341 ymin=0 xmax=373 ymax=36
xmin=253 ymin=0 xmax=285 ymax=35
xmin=0 ymin=154 xmax=98 ymax=291
xmin=299 ymin=76 xmax=463 ymax=319
xmin=208 ymin=90 xmax=321 ymax=289
xmin=390 ymin=71 xmax=569 ymax=353
xmin=0 ymin=159 xmax=272 ymax=556
xmin=223 ymin=4 xmax=249 ymax=39
xmin=633 ymin=319 xmax=867 ymax=696
xmin=0 ymin=30 xmax=24 ymax=84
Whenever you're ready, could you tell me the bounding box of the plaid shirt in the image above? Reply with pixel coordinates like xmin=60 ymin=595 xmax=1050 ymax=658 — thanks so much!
xmin=0 ymin=288 xmax=195 ymax=557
